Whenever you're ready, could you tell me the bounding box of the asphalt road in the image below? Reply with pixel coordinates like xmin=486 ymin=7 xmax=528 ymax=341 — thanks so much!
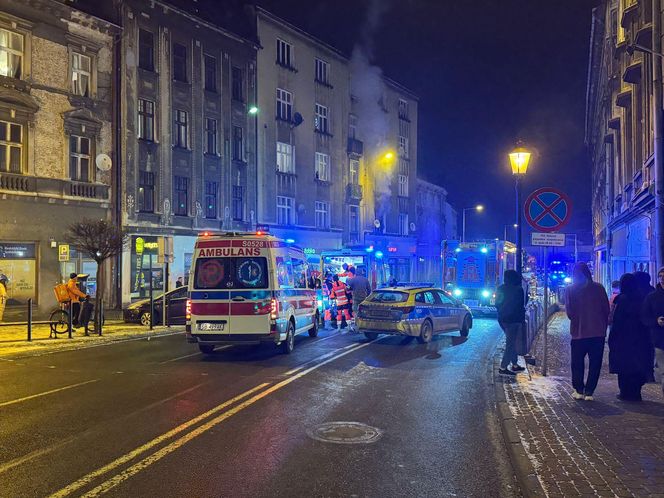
xmin=0 ymin=319 xmax=519 ymax=498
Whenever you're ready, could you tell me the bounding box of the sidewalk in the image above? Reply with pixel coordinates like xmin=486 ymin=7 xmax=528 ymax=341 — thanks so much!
xmin=0 ymin=320 xmax=183 ymax=358
xmin=498 ymin=312 xmax=664 ymax=497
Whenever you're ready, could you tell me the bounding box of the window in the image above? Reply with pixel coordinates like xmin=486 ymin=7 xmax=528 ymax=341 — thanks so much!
xmin=69 ymin=135 xmax=91 ymax=181
xmin=138 ymin=29 xmax=154 ymax=71
xmin=291 ymin=256 xmax=307 ymax=288
xmin=138 ymin=171 xmax=155 ymax=213
xmin=277 ymin=196 xmax=295 ymax=225
xmin=194 ymin=257 xmax=268 ymax=290
xmin=315 ymin=152 xmax=330 ymax=181
xmin=173 ymin=43 xmax=187 ymax=82
xmin=399 ymin=135 xmax=409 ymax=158
xmin=436 ymin=291 xmax=456 ymax=305
xmin=174 ymin=110 xmax=188 ymax=148
xmin=138 ymin=99 xmax=155 ymax=141
xmin=349 ymin=113 xmax=357 ymax=139
xmin=204 ymin=181 xmax=217 ymax=219
xmin=71 ymin=52 xmax=91 ymax=97
xmin=399 ymin=120 xmax=410 ymax=158
xmin=276 ymin=141 xmax=294 ymax=173
xmin=173 ymin=176 xmax=189 ymax=216
xmin=0 ymin=29 xmax=23 ymax=79
xmin=349 ymin=159 xmax=359 ymax=184
xmin=276 ymin=38 xmax=293 ymax=68
xmin=398 ymin=174 xmax=408 ymax=196
xmin=349 ymin=205 xmax=360 ymax=240
xmin=315 ymin=58 xmax=329 ymax=84
xmin=399 ymin=213 xmax=409 ymax=235
xmin=315 ymin=103 xmax=329 ymax=133
xmin=415 ymin=291 xmax=435 ymax=304
xmin=205 ymin=118 xmax=217 ymax=155
xmin=232 ymin=185 xmax=244 ymax=221
xmin=0 ymin=121 xmax=22 ymax=173
xmin=315 ymin=201 xmax=329 ymax=229
xmin=232 ymin=126 xmax=243 ymax=161
xmin=398 ymin=99 xmax=409 ymax=119
xmin=276 ymin=88 xmax=292 ymax=122
xmin=204 ymin=54 xmax=216 ymax=92
xmin=232 ymin=66 xmax=243 ymax=101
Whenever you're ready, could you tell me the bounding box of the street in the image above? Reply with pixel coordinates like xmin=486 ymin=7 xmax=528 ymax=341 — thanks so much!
xmin=0 ymin=319 xmax=518 ymax=498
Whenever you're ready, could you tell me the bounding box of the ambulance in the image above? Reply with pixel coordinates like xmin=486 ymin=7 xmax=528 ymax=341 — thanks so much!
xmin=185 ymin=232 xmax=319 ymax=354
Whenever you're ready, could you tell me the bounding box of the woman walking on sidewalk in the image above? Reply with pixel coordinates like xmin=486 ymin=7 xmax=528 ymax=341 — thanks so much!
xmin=565 ymin=262 xmax=610 ymax=401
xmin=609 ymin=273 xmax=652 ymax=401
xmin=495 ymin=269 xmax=526 ymax=376
xmin=642 ymin=267 xmax=664 ymax=396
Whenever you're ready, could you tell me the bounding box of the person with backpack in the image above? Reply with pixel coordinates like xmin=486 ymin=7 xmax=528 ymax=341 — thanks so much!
xmin=495 ymin=269 xmax=527 ymax=376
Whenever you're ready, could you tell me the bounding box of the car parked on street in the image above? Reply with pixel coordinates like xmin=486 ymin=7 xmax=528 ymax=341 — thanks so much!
xmin=123 ymin=286 xmax=188 ymax=326
xmin=356 ymin=285 xmax=473 ymax=343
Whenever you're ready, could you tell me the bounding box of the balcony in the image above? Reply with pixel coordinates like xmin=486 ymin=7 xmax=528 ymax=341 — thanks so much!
xmin=0 ymin=172 xmax=109 ymax=201
xmin=346 ymin=183 xmax=363 ymax=201
xmin=347 ymin=137 xmax=364 ymax=156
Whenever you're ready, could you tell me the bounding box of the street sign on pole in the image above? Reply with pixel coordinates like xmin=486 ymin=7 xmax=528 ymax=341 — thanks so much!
xmin=58 ymin=244 xmax=70 ymax=262
xmin=531 ymin=232 xmax=565 ymax=247
xmin=524 ymin=187 xmax=572 ymax=233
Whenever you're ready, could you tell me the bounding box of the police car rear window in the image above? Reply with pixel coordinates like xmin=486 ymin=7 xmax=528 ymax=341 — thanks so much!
xmin=194 ymin=257 xmax=268 ymax=289
xmin=368 ymin=291 xmax=408 ymax=303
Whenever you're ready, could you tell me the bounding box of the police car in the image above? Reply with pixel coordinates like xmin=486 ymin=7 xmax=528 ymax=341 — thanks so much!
xmin=356 ymin=285 xmax=473 ymax=343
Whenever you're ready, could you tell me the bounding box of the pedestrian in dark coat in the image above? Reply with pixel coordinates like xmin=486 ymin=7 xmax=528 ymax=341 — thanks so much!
xmin=609 ymin=273 xmax=652 ymax=401
xmin=565 ymin=262 xmax=610 ymax=400
xmin=634 ymin=271 xmax=656 ymax=382
xmin=495 ymin=269 xmax=526 ymax=376
xmin=641 ymin=267 xmax=664 ymax=396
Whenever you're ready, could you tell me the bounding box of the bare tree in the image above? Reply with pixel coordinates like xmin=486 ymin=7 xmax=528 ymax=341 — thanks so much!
xmin=65 ymin=219 xmax=127 ymax=332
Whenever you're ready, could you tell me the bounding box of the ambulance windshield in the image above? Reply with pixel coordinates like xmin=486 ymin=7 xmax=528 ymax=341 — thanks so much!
xmin=194 ymin=257 xmax=268 ymax=289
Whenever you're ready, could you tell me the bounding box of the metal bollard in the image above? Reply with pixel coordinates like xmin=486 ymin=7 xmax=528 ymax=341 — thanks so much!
xmin=98 ymin=298 xmax=103 ymax=336
xmin=68 ymin=302 xmax=73 ymax=339
xmin=27 ymin=298 xmax=32 ymax=342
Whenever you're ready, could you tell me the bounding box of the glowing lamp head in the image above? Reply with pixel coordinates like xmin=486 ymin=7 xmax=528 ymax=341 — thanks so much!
xmin=475 ymin=204 xmax=484 ymax=212
xmin=248 ymin=106 xmax=259 ymax=115
xmin=509 ymin=146 xmax=531 ymax=175
xmin=384 ymin=151 xmax=394 ymax=160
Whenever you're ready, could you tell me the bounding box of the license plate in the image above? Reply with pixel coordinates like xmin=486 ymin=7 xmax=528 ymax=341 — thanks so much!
xmin=198 ymin=322 xmax=225 ymax=331
xmin=368 ymin=310 xmax=392 ymax=319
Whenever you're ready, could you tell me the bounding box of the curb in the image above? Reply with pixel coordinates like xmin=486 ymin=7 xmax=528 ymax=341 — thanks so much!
xmin=492 ymin=349 xmax=546 ymax=498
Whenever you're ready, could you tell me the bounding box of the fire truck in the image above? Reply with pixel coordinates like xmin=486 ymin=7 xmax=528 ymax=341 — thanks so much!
xmin=443 ymin=240 xmax=516 ymax=316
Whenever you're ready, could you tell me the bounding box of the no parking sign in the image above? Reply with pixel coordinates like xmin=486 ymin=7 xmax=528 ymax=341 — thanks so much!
xmin=524 ymin=187 xmax=572 ymax=233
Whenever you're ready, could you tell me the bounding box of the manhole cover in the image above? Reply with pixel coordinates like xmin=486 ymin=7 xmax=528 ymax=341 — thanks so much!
xmin=308 ymin=422 xmax=383 ymax=444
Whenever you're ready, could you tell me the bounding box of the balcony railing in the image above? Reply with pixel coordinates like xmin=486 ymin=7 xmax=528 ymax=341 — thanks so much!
xmin=346 ymin=183 xmax=363 ymax=200
xmin=0 ymin=172 xmax=109 ymax=201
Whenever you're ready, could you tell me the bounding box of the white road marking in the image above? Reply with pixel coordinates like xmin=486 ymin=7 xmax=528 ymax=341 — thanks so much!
xmin=0 ymin=379 xmax=99 ymax=408
xmin=77 ymin=342 xmax=372 ymax=497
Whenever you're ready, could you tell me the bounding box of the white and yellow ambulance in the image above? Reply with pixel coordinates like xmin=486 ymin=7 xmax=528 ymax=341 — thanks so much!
xmin=185 ymin=232 xmax=319 ymax=354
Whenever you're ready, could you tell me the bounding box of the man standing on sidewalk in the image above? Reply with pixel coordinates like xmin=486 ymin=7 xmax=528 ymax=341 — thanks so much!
xmin=565 ymin=262 xmax=610 ymax=400
xmin=642 ymin=267 xmax=664 ymax=396
xmin=496 ymin=269 xmax=527 ymax=376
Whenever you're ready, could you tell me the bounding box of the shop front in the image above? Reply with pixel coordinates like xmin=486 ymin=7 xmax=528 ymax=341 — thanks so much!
xmin=0 ymin=242 xmax=38 ymax=312
xmin=609 ymin=215 xmax=653 ymax=282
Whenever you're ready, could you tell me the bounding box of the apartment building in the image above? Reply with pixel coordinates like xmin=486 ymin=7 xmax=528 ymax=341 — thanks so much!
xmin=117 ymin=0 xmax=258 ymax=302
xmin=253 ymin=7 xmax=419 ymax=281
xmin=0 ymin=0 xmax=118 ymax=315
xmin=586 ymin=0 xmax=658 ymax=287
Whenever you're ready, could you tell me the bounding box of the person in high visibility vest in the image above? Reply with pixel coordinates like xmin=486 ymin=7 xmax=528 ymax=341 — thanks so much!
xmin=331 ymin=275 xmax=351 ymax=329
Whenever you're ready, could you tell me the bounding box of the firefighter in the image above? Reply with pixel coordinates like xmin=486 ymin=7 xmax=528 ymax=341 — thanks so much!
xmin=331 ymin=274 xmax=351 ymax=329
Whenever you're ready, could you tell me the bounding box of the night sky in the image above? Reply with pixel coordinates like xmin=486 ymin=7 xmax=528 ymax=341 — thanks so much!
xmin=251 ymin=0 xmax=600 ymax=243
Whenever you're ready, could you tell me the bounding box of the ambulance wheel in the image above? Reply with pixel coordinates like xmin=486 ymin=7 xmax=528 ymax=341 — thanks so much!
xmin=199 ymin=344 xmax=215 ymax=354
xmin=417 ymin=319 xmax=433 ymax=344
xmin=308 ymin=315 xmax=319 ymax=338
xmin=281 ymin=321 xmax=295 ymax=354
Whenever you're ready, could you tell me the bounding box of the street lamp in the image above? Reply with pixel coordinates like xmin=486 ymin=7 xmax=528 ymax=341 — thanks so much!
xmin=503 ymin=224 xmax=518 ymax=243
xmin=509 ymin=145 xmax=531 ymax=275
xmin=461 ymin=204 xmax=484 ymax=243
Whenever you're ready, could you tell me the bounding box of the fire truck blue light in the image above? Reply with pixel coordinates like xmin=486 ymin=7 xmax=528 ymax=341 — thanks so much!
xmin=481 ymin=289 xmax=490 ymax=298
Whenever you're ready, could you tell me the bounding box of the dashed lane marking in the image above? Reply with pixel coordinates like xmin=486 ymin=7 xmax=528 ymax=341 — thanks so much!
xmin=0 ymin=379 xmax=99 ymax=409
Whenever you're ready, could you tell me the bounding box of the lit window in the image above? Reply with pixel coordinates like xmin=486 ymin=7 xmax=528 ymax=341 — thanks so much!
xmin=349 ymin=159 xmax=359 ymax=185
xmin=315 ymin=201 xmax=329 ymax=229
xmin=69 ymin=135 xmax=91 ymax=182
xmin=0 ymin=121 xmax=22 ymax=173
xmin=72 ymin=52 xmax=91 ymax=97
xmin=138 ymin=99 xmax=155 ymax=141
xmin=276 ymin=141 xmax=294 ymax=173
xmin=315 ymin=104 xmax=329 ymax=134
xmin=277 ymin=196 xmax=295 ymax=225
xmin=276 ymin=88 xmax=293 ymax=121
xmin=0 ymin=29 xmax=23 ymax=79
xmin=315 ymin=152 xmax=330 ymax=181
xmin=315 ymin=58 xmax=329 ymax=84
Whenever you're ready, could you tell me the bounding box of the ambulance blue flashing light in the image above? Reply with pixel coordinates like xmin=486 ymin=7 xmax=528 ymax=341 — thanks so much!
xmin=455 ymin=248 xmax=461 ymax=253
xmin=481 ymin=289 xmax=490 ymax=298
xmin=285 ymin=238 xmax=295 ymax=244
xmin=375 ymin=251 xmax=384 ymax=259
xmin=480 ymin=247 xmax=488 ymax=254
xmin=366 ymin=245 xmax=374 ymax=253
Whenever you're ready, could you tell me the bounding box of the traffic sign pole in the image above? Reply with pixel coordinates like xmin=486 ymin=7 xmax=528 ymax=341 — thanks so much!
xmin=543 ymin=247 xmax=548 ymax=377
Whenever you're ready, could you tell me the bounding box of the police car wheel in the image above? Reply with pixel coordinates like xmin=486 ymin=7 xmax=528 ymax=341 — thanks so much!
xmin=140 ymin=312 xmax=151 ymax=327
xmin=460 ymin=316 xmax=471 ymax=337
xmin=281 ymin=321 xmax=295 ymax=354
xmin=308 ymin=315 xmax=319 ymax=338
xmin=417 ymin=320 xmax=433 ymax=344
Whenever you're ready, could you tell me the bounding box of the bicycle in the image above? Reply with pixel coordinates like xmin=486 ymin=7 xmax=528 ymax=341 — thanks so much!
xmin=49 ymin=301 xmax=72 ymax=336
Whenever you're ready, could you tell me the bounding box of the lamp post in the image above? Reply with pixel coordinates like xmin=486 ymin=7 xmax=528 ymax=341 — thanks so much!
xmin=503 ymin=223 xmax=518 ymax=243
xmin=509 ymin=145 xmax=531 ymax=276
xmin=461 ymin=204 xmax=484 ymax=243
